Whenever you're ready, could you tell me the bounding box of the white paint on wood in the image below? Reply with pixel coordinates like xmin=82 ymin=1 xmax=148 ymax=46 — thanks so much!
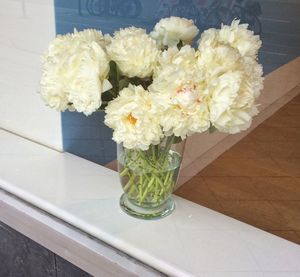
xmin=1 ymin=129 xmax=300 ymax=276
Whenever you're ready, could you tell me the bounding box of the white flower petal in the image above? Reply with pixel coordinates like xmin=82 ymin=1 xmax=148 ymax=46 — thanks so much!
xmin=107 ymin=27 xmax=160 ymax=78
xmin=40 ymin=29 xmax=110 ymax=115
xmin=151 ymin=16 xmax=199 ymax=48
xmin=104 ymin=85 xmax=163 ymax=150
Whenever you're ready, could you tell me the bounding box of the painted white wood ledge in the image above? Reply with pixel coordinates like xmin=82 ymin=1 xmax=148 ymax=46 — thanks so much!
xmin=1 ymin=129 xmax=300 ymax=277
xmin=0 ymin=190 xmax=163 ymax=277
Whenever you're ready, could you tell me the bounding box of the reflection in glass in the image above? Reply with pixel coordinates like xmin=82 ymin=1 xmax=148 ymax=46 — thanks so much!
xmin=83 ymin=0 xmax=142 ymax=18
xmin=78 ymin=0 xmax=263 ymax=34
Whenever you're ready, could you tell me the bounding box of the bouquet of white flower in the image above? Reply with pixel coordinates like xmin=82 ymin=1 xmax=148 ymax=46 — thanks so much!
xmin=40 ymin=17 xmax=263 ymax=219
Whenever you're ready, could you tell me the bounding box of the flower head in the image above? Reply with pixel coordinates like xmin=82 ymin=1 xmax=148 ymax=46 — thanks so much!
xmin=154 ymin=44 xmax=197 ymax=76
xmin=150 ymin=46 xmax=210 ymax=138
xmin=151 ymin=16 xmax=199 ymax=48
xmin=219 ymin=20 xmax=261 ymax=58
xmin=72 ymin=28 xmax=112 ymax=48
xmin=196 ymin=45 xmax=241 ymax=80
xmin=107 ymin=27 xmax=160 ymax=78
xmin=198 ymin=19 xmax=261 ymax=59
xmin=196 ymin=42 xmax=263 ymax=134
xmin=40 ymin=29 xmax=111 ymax=115
xmin=104 ymin=85 xmax=163 ymax=150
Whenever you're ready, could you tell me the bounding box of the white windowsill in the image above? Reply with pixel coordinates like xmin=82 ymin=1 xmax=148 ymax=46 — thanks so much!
xmin=0 ymin=129 xmax=300 ymax=277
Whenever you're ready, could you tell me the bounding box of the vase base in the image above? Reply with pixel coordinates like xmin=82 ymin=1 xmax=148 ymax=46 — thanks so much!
xmin=119 ymin=194 xmax=175 ymax=220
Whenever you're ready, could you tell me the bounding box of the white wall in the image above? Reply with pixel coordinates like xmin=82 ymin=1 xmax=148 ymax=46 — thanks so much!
xmin=0 ymin=0 xmax=62 ymax=150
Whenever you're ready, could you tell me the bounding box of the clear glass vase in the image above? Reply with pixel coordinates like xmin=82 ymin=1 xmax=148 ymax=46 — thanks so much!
xmin=118 ymin=136 xmax=185 ymax=219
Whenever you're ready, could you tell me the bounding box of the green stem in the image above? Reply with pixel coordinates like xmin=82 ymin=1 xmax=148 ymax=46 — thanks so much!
xmin=123 ymin=173 xmax=135 ymax=192
xmin=151 ymin=144 xmax=156 ymax=161
xmin=138 ymin=150 xmax=157 ymax=170
xmin=119 ymin=138 xmax=180 ymax=205
xmin=128 ymin=184 xmax=138 ymax=196
xmin=163 ymin=171 xmax=171 ymax=187
xmin=120 ymin=167 xmax=129 ymax=177
xmin=160 ymin=135 xmax=175 ymax=166
xmin=140 ymin=176 xmax=155 ymax=203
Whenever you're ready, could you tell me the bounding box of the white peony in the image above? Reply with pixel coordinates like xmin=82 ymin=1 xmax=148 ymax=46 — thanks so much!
xmin=198 ymin=19 xmax=261 ymax=59
xmin=150 ymin=46 xmax=210 ymax=138
xmin=106 ymin=27 xmax=160 ymax=78
xmin=207 ymin=71 xmax=242 ymax=123
xmin=104 ymin=85 xmax=163 ymax=150
xmin=196 ymin=43 xmax=263 ymax=134
xmin=212 ymin=106 xmax=259 ymax=134
xmin=72 ymin=28 xmax=112 ymax=48
xmin=241 ymin=56 xmax=264 ymax=99
xmin=40 ymin=29 xmax=112 ymax=115
xmin=219 ymin=20 xmax=262 ymax=58
xmin=154 ymin=44 xmax=197 ymax=77
xmin=197 ymin=28 xmax=219 ymax=51
xmin=196 ymin=45 xmax=241 ymax=80
xmin=151 ymin=16 xmax=199 ymax=48
xmin=150 ymin=16 xmax=199 ymax=47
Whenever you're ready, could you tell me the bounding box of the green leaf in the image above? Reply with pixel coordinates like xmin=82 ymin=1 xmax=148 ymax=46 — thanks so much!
xmin=101 ymin=88 xmax=115 ymax=102
xmin=209 ymin=125 xmax=217 ymax=134
xmin=177 ymin=40 xmax=184 ymax=50
xmin=108 ymin=61 xmax=117 ymax=85
xmin=119 ymin=78 xmax=130 ymax=91
xmin=173 ymin=136 xmax=183 ymax=144
xmin=128 ymin=77 xmax=142 ymax=86
xmin=108 ymin=60 xmax=121 ymax=92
